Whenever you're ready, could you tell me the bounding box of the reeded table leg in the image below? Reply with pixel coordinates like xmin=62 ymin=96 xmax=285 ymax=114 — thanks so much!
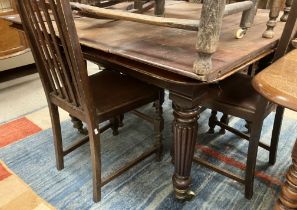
xmin=280 ymin=0 xmax=293 ymax=22
xmin=171 ymin=97 xmax=199 ymax=200
xmin=263 ymin=0 xmax=282 ymax=39
xmin=275 ymin=140 xmax=297 ymax=210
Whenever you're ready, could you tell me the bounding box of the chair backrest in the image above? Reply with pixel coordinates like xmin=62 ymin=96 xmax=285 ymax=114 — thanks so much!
xmin=16 ymin=0 xmax=94 ymax=114
xmin=274 ymin=0 xmax=297 ymax=60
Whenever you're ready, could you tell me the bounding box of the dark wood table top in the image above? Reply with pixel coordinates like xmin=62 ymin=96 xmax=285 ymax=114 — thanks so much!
xmin=3 ymin=1 xmax=285 ymax=82
xmin=74 ymin=1 xmax=285 ymax=81
xmin=253 ymin=49 xmax=297 ymax=112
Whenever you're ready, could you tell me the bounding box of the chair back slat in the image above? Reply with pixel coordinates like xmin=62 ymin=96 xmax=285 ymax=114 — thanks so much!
xmin=46 ymin=0 xmax=82 ymax=106
xmin=31 ymin=0 xmax=71 ymax=102
xmin=16 ymin=0 xmax=92 ymax=111
xmin=37 ymin=0 xmax=75 ymax=103
xmin=27 ymin=1 xmax=65 ymax=98
xmin=274 ymin=0 xmax=297 ymax=60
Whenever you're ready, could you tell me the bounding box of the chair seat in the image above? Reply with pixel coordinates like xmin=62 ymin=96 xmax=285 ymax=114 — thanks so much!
xmin=90 ymin=69 xmax=159 ymax=121
xmin=205 ymin=73 xmax=276 ymax=121
xmin=214 ymin=73 xmax=260 ymax=111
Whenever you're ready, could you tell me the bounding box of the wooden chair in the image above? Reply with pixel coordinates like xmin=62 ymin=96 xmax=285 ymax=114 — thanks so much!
xmin=253 ymin=3 xmax=297 ymax=207
xmin=195 ymin=0 xmax=297 ymax=199
xmin=253 ymin=49 xmax=297 ymax=210
xmin=16 ymin=0 xmax=164 ymax=202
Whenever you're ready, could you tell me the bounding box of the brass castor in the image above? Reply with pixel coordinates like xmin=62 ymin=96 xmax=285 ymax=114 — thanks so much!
xmin=235 ymin=28 xmax=247 ymax=39
xmin=185 ymin=190 xmax=196 ymax=200
xmin=175 ymin=188 xmax=196 ymax=201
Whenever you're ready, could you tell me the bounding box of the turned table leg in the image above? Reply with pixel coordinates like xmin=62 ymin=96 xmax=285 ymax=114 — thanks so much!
xmin=171 ymin=98 xmax=199 ymax=200
xmin=280 ymin=0 xmax=293 ymax=22
xmin=263 ymin=0 xmax=282 ymax=39
xmin=275 ymin=140 xmax=297 ymax=210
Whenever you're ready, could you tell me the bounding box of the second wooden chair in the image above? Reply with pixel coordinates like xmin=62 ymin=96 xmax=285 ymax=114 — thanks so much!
xmin=196 ymin=1 xmax=297 ymax=199
xmin=16 ymin=0 xmax=164 ymax=202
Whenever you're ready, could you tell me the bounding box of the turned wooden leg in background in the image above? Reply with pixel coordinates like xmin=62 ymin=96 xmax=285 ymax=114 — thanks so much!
xmin=263 ymin=0 xmax=282 ymax=39
xmin=109 ymin=117 xmax=120 ymax=136
xmin=154 ymin=0 xmax=165 ymax=16
xmin=118 ymin=114 xmax=124 ymax=127
xmin=219 ymin=113 xmax=229 ymax=134
xmin=236 ymin=0 xmax=258 ymax=39
xmin=208 ymin=110 xmax=218 ymax=134
xmin=172 ymin=102 xmax=199 ymax=200
xmin=280 ymin=0 xmax=293 ymax=22
xmin=134 ymin=0 xmax=143 ymax=11
xmin=275 ymin=140 xmax=297 ymax=210
xmin=245 ymin=120 xmax=251 ymax=134
xmin=70 ymin=114 xmax=88 ymax=135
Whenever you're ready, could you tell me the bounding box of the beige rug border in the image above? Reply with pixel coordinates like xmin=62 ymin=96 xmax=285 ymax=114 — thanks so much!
xmin=0 ymin=160 xmax=56 ymax=210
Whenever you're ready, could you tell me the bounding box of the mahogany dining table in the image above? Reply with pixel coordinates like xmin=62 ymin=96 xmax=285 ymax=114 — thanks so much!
xmin=3 ymin=1 xmax=286 ymax=200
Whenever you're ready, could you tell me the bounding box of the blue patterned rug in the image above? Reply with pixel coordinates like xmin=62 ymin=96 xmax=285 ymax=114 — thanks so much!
xmin=1 ymin=97 xmax=297 ymax=210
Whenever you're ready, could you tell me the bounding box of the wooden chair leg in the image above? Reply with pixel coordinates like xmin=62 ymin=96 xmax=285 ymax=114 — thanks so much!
xmin=49 ymin=103 xmax=64 ymax=170
xmin=87 ymin=122 xmax=102 ymax=203
xmin=208 ymin=110 xmax=218 ymax=134
xmin=118 ymin=114 xmax=124 ymax=127
xmin=245 ymin=124 xmax=260 ymax=199
xmin=269 ymin=106 xmax=284 ymax=165
xmin=154 ymin=90 xmax=164 ymax=161
xmin=245 ymin=120 xmax=251 ymax=134
xmin=170 ymin=118 xmax=175 ymax=164
xmin=245 ymin=97 xmax=268 ymax=199
xmin=219 ymin=113 xmax=229 ymax=134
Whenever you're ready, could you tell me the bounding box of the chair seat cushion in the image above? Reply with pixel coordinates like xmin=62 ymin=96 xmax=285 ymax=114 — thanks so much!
xmin=213 ymin=73 xmax=260 ymax=111
xmin=89 ymin=69 xmax=159 ymax=121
